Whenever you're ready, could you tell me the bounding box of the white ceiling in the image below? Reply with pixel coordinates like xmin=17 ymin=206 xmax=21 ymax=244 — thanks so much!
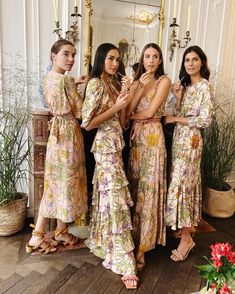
xmin=91 ymin=0 xmax=162 ymax=24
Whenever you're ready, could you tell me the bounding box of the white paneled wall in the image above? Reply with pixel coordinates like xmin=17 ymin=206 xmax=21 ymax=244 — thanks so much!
xmin=1 ymin=0 xmax=233 ymax=106
xmin=0 ymin=0 xmax=85 ymax=109
xmin=0 ymin=0 xmax=235 ymax=196
xmin=162 ymin=0 xmax=229 ymax=82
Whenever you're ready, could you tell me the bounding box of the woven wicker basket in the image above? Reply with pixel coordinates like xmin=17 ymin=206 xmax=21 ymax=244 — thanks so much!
xmin=202 ymin=186 xmax=235 ymax=218
xmin=0 ymin=194 xmax=28 ymax=236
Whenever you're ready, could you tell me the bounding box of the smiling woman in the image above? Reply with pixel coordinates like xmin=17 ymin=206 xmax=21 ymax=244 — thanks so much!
xmin=84 ymin=0 xmax=164 ymax=74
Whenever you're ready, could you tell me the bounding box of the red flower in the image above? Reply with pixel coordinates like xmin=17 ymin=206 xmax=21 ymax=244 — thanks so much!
xmin=218 ymin=283 xmax=233 ymax=294
xmin=196 ymin=242 xmax=235 ymax=293
xmin=210 ymin=243 xmax=235 ymax=268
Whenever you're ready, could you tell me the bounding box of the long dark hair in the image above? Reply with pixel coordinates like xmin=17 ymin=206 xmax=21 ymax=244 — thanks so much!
xmin=134 ymin=43 xmax=165 ymax=81
xmin=89 ymin=43 xmax=119 ymax=80
xmin=50 ymin=39 xmax=75 ymax=61
xmin=179 ymin=45 xmax=210 ymax=88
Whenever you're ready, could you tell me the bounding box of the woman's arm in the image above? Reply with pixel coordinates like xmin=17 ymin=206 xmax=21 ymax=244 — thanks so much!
xmin=172 ymin=81 xmax=184 ymax=112
xmin=84 ymin=92 xmax=128 ymax=131
xmin=120 ymin=108 xmax=126 ymax=128
xmin=165 ymin=84 xmax=214 ymax=128
xmin=126 ymin=71 xmax=152 ymax=118
xmin=130 ymin=77 xmax=171 ymax=120
xmin=187 ymin=86 xmax=214 ymax=128
xmin=126 ymin=82 xmax=144 ymax=118
xmin=164 ymin=115 xmax=189 ymax=125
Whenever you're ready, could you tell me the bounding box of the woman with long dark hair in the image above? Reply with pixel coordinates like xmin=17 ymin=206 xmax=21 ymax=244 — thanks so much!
xmin=81 ymin=43 xmax=138 ymax=289
xmin=165 ymin=45 xmax=214 ymax=261
xmin=126 ymin=43 xmax=171 ymax=271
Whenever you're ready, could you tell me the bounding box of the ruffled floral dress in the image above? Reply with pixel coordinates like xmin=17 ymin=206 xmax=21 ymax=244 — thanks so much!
xmin=166 ymin=79 xmax=214 ymax=230
xmin=39 ymin=73 xmax=87 ymax=223
xmin=128 ymin=76 xmax=168 ymax=253
xmin=81 ymin=78 xmax=136 ymax=275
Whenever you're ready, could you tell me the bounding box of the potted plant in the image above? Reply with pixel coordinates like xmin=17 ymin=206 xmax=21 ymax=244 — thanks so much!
xmin=0 ymin=109 xmax=31 ymax=236
xmin=201 ymin=103 xmax=235 ymax=218
xmin=0 ymin=59 xmax=33 ymax=236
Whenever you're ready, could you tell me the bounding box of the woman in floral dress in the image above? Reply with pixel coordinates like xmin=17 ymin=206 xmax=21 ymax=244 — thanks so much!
xmin=126 ymin=43 xmax=171 ymax=271
xmin=165 ymin=45 xmax=214 ymax=261
xmin=26 ymin=39 xmax=87 ymax=253
xmin=81 ymin=43 xmax=138 ymax=289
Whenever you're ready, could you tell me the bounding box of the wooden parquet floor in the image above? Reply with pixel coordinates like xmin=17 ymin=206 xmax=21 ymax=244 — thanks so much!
xmin=0 ymin=215 xmax=234 ymax=294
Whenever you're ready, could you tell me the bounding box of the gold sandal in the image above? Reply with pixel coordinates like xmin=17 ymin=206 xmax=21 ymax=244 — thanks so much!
xmin=26 ymin=230 xmax=58 ymax=254
xmin=54 ymin=227 xmax=78 ymax=246
xmin=170 ymin=242 xmax=196 ymax=261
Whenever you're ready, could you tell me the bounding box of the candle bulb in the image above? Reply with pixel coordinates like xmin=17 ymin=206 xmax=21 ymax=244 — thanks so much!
xmin=74 ymin=0 xmax=77 ymax=7
xmin=186 ymin=4 xmax=191 ymax=31
xmin=173 ymin=0 xmax=177 ymax=18
xmin=52 ymin=0 xmax=59 ymax=22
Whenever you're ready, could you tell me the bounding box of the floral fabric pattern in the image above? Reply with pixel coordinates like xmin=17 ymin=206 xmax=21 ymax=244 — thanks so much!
xmin=39 ymin=73 xmax=87 ymax=223
xmin=82 ymin=78 xmax=136 ymax=275
xmin=166 ymin=79 xmax=214 ymax=230
xmin=128 ymin=76 xmax=168 ymax=252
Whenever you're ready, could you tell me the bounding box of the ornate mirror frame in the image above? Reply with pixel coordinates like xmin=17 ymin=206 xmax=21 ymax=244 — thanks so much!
xmin=84 ymin=0 xmax=165 ymax=75
xmin=84 ymin=0 xmax=93 ymax=76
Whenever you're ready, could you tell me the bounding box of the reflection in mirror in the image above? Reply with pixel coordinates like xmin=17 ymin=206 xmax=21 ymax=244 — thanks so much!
xmin=89 ymin=0 xmax=162 ymax=74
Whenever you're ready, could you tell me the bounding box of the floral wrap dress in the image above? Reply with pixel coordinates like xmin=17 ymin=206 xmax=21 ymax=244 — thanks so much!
xmin=166 ymin=79 xmax=214 ymax=230
xmin=81 ymin=78 xmax=136 ymax=276
xmin=39 ymin=73 xmax=87 ymax=223
xmin=128 ymin=76 xmax=168 ymax=253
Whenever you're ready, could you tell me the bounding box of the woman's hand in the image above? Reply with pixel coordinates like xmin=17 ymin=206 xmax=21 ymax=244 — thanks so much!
xmin=139 ymin=71 xmax=151 ymax=88
xmin=121 ymin=76 xmax=131 ymax=94
xmin=115 ymin=92 xmax=128 ymax=111
xmin=75 ymin=75 xmax=88 ymax=85
xmin=172 ymin=82 xmax=183 ymax=100
xmin=164 ymin=115 xmax=176 ymax=124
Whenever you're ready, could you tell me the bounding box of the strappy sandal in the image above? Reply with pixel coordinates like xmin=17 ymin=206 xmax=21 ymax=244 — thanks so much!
xmin=170 ymin=242 xmax=196 ymax=261
xmin=25 ymin=230 xmax=58 ymax=254
xmin=121 ymin=275 xmax=139 ymax=289
xmin=54 ymin=227 xmax=79 ymax=246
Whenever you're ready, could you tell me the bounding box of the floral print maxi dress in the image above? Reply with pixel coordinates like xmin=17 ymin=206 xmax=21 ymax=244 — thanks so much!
xmin=39 ymin=73 xmax=87 ymax=223
xmin=81 ymin=78 xmax=136 ymax=276
xmin=165 ymin=79 xmax=214 ymax=230
xmin=128 ymin=76 xmax=168 ymax=253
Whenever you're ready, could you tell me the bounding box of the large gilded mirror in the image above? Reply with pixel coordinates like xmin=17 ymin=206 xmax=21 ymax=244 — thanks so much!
xmin=85 ymin=0 xmax=164 ymax=75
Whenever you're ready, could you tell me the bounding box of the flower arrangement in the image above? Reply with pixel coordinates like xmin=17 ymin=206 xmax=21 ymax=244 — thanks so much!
xmin=196 ymin=243 xmax=235 ymax=293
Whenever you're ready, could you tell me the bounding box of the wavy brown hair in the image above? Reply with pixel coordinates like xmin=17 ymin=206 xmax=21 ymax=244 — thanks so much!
xmin=134 ymin=43 xmax=165 ymax=81
xmin=179 ymin=45 xmax=210 ymax=88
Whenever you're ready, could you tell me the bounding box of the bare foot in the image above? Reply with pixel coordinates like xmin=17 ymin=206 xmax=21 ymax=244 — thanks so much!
xmin=170 ymin=240 xmax=195 ymax=261
xmin=121 ymin=275 xmax=138 ymax=289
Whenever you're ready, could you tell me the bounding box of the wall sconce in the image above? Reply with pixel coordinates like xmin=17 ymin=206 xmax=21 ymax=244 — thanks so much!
xmin=169 ymin=17 xmax=191 ymax=62
xmin=53 ymin=6 xmax=81 ymax=45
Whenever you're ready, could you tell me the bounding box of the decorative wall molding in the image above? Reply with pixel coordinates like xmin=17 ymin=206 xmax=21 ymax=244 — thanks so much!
xmin=212 ymin=0 xmax=224 ymax=14
xmin=0 ymin=0 xmax=235 ymax=195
